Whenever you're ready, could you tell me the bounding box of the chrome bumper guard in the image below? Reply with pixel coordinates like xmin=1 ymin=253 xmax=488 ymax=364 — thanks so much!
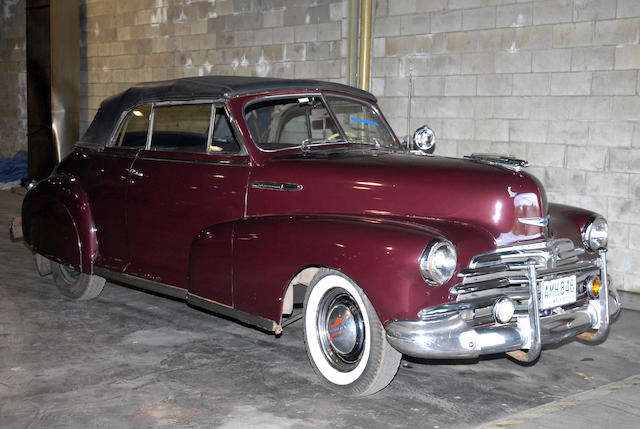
xmin=386 ymin=250 xmax=621 ymax=360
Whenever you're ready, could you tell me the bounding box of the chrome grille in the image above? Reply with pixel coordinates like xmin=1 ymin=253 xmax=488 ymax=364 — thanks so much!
xmin=451 ymin=239 xmax=600 ymax=324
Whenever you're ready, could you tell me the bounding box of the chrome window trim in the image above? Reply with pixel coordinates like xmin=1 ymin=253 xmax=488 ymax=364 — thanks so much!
xmin=107 ymin=104 xmax=153 ymax=150
xmin=242 ymin=92 xmax=400 ymax=153
xmin=243 ymin=92 xmax=323 ymax=153
xmin=106 ymin=98 xmax=248 ymax=158
xmin=145 ymin=103 xmax=156 ymax=150
xmin=130 ymin=155 xmax=250 ymax=166
xmin=148 ymin=102 xmax=211 ymax=153
xmin=207 ymin=103 xmax=248 ymax=156
xmin=223 ymin=101 xmax=249 ymax=157
xmin=206 ymin=102 xmax=216 ymax=154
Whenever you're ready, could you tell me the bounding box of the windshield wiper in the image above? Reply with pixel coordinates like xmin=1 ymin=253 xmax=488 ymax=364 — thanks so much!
xmin=300 ymin=138 xmax=346 ymax=151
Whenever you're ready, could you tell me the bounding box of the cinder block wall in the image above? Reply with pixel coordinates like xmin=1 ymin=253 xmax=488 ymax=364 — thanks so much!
xmin=80 ymin=0 xmax=347 ymax=130
xmin=1 ymin=0 xmax=638 ymax=291
xmin=371 ymin=0 xmax=640 ymax=292
xmin=0 ymin=0 xmax=27 ymax=158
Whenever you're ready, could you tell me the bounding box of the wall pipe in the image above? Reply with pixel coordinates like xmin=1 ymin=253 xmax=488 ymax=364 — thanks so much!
xmin=358 ymin=0 xmax=372 ymax=91
xmin=50 ymin=0 xmax=80 ymax=163
xmin=347 ymin=0 xmax=358 ymax=87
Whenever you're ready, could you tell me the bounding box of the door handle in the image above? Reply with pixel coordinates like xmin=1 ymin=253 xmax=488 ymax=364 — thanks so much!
xmin=126 ymin=168 xmax=144 ymax=177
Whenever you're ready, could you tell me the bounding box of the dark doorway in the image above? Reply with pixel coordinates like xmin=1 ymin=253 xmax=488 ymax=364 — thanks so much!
xmin=26 ymin=0 xmax=54 ymax=180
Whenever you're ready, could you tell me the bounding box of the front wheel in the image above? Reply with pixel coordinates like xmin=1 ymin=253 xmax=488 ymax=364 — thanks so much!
xmin=51 ymin=262 xmax=106 ymax=300
xmin=303 ymin=269 xmax=401 ymax=396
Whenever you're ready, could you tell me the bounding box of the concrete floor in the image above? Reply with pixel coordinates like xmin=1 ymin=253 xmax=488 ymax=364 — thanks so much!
xmin=1 ymin=189 xmax=639 ymax=428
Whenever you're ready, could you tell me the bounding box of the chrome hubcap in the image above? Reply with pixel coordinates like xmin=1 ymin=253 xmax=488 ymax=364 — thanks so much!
xmin=327 ymin=304 xmax=357 ymax=354
xmin=317 ymin=288 xmax=365 ymax=372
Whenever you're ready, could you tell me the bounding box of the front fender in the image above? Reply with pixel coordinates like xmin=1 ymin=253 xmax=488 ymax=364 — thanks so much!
xmin=22 ymin=174 xmax=98 ymax=273
xmin=231 ymin=215 xmax=493 ymax=325
xmin=548 ymin=203 xmax=599 ymax=252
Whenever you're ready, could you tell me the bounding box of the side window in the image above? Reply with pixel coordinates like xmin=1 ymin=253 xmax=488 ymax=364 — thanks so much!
xmin=278 ymin=108 xmax=308 ymax=145
xmin=150 ymin=104 xmax=211 ymax=153
xmin=114 ymin=105 xmax=151 ymax=149
xmin=209 ymin=107 xmax=242 ymax=154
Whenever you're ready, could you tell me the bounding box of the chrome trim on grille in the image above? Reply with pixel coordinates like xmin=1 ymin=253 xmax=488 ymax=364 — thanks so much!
xmin=453 ymin=240 xmax=594 ymax=311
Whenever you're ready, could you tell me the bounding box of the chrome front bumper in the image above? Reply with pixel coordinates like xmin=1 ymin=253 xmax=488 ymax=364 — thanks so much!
xmin=386 ymin=250 xmax=622 ymax=360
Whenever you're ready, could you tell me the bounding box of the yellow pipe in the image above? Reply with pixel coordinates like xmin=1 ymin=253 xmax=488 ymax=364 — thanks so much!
xmin=358 ymin=0 xmax=372 ymax=91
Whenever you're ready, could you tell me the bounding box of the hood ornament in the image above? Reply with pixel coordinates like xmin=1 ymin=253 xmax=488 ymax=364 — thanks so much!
xmin=464 ymin=153 xmax=529 ymax=172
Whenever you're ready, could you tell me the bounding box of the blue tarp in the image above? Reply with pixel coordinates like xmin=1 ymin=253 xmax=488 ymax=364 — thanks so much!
xmin=0 ymin=150 xmax=27 ymax=189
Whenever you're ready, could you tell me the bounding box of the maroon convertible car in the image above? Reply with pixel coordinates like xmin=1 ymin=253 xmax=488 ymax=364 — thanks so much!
xmin=22 ymin=76 xmax=621 ymax=396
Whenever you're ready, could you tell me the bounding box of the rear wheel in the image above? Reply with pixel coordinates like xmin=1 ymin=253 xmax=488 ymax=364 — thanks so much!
xmin=303 ymin=269 xmax=401 ymax=396
xmin=34 ymin=253 xmax=52 ymax=276
xmin=51 ymin=262 xmax=105 ymax=300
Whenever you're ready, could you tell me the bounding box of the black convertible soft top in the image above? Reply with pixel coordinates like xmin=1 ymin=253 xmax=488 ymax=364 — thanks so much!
xmin=78 ymin=75 xmax=376 ymax=150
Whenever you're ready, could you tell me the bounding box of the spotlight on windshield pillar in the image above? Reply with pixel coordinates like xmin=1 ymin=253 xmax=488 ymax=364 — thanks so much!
xmin=413 ymin=125 xmax=435 ymax=153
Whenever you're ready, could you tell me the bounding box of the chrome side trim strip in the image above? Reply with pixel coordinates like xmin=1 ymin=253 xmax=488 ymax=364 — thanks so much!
xmin=94 ymin=267 xmax=187 ymax=299
xmin=186 ymin=293 xmax=278 ymax=332
xmin=251 ymin=181 xmax=303 ymax=191
xmin=135 ymin=155 xmax=250 ymax=166
xmin=518 ymin=216 xmax=549 ymax=227
xmin=94 ymin=267 xmax=279 ymax=332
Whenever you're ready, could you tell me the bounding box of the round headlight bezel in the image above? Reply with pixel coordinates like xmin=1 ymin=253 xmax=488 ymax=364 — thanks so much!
xmin=419 ymin=238 xmax=457 ymax=285
xmin=582 ymin=215 xmax=608 ymax=251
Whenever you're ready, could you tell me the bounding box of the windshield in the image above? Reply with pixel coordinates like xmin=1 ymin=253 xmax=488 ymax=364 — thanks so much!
xmin=324 ymin=96 xmax=397 ymax=149
xmin=244 ymin=94 xmax=399 ymax=151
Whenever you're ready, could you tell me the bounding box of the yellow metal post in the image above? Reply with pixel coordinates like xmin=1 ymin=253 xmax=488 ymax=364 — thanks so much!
xmin=358 ymin=0 xmax=372 ymax=91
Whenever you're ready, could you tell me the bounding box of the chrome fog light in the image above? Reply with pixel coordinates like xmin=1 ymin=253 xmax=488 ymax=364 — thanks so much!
xmin=582 ymin=216 xmax=608 ymax=251
xmin=493 ymin=296 xmax=515 ymax=323
xmin=419 ymin=238 xmax=457 ymax=285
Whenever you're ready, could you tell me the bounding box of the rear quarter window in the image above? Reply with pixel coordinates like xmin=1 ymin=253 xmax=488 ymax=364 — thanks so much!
xmin=114 ymin=105 xmax=151 ymax=149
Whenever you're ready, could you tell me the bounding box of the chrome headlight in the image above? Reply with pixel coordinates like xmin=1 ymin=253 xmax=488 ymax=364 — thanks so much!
xmin=582 ymin=216 xmax=608 ymax=251
xmin=419 ymin=238 xmax=457 ymax=285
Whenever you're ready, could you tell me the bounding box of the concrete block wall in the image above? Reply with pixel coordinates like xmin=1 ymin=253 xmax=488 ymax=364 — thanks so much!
xmin=374 ymin=0 xmax=640 ymax=292
xmin=0 ymin=0 xmax=638 ymax=291
xmin=0 ymin=0 xmax=27 ymax=158
xmin=80 ymin=0 xmax=348 ymax=131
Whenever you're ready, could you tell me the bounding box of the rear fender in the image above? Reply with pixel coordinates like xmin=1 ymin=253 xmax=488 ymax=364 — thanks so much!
xmin=233 ymin=215 xmax=458 ymax=325
xmin=22 ymin=174 xmax=98 ymax=273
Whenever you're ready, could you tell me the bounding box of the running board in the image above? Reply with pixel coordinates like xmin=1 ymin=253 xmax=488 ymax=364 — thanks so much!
xmin=93 ymin=267 xmax=279 ymax=333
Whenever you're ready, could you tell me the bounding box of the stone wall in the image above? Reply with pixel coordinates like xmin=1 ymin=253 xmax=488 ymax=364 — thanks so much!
xmin=0 ymin=0 xmax=27 ymax=158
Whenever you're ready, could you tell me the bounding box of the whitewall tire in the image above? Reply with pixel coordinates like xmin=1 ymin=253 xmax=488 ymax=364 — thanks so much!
xmin=51 ymin=262 xmax=106 ymax=300
xmin=303 ymin=268 xmax=401 ymax=396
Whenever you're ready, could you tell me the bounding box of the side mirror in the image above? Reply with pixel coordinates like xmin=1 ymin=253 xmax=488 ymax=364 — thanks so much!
xmin=413 ymin=125 xmax=435 ymax=154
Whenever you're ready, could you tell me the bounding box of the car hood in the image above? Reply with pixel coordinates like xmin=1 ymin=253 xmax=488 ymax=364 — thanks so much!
xmin=247 ymin=152 xmax=548 ymax=247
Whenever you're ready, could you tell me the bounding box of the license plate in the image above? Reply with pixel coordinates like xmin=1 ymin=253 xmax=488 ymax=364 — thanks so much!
xmin=540 ymin=275 xmax=577 ymax=310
